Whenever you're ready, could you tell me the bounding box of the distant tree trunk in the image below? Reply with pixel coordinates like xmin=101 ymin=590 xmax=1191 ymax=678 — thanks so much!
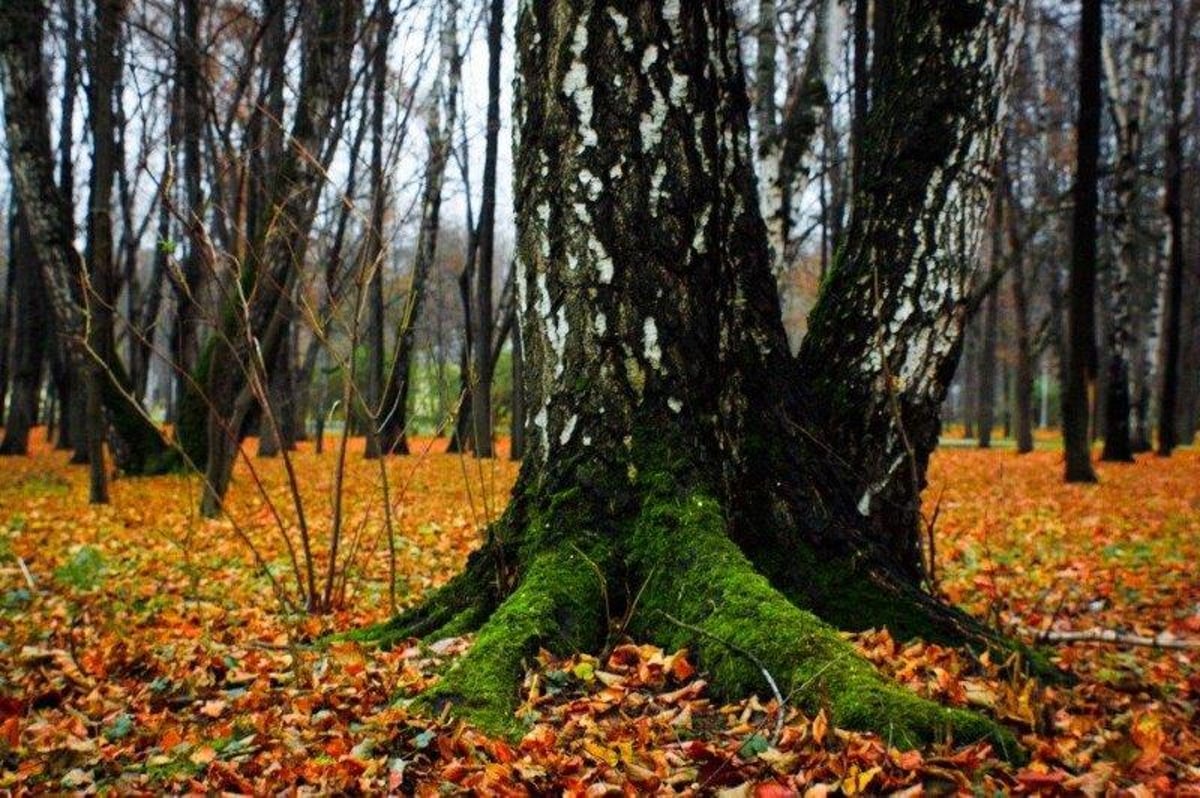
xmin=977 ymin=288 xmax=999 ymax=449
xmin=850 ymin=0 xmax=868 ymax=199
xmin=0 ymin=210 xmax=48 ymax=455
xmin=961 ymin=325 xmax=977 ymax=438
xmin=257 ymin=327 xmax=297 ymax=457
xmin=470 ymin=0 xmax=503 ymax=459
xmin=364 ymin=0 xmax=392 ymax=460
xmin=1005 ymin=179 xmax=1035 ymax=454
xmin=378 ymin=1 xmax=461 ymax=457
xmin=1158 ymin=0 xmax=1191 ymax=457
xmin=1063 ymin=0 xmax=1101 ymax=483
xmin=0 ymin=211 xmax=14 ymax=421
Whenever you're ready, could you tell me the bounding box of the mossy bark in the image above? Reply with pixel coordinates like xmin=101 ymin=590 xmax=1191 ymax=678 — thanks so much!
xmin=358 ymin=0 xmax=1039 ymax=758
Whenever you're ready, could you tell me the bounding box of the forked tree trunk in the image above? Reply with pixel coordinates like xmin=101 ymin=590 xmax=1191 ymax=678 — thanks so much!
xmin=371 ymin=0 xmax=1026 ymax=754
xmin=184 ymin=2 xmax=359 ymax=516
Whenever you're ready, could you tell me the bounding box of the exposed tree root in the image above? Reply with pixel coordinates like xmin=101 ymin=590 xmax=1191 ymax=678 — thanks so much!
xmin=346 ymin=547 xmax=501 ymax=648
xmin=624 ymin=484 xmax=1020 ymax=758
xmin=362 ymin=479 xmax=1025 ymax=761
xmin=417 ymin=546 xmax=608 ymax=734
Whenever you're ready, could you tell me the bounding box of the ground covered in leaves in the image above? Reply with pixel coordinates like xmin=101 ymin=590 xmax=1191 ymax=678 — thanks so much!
xmin=0 ymin=429 xmax=1197 ymax=794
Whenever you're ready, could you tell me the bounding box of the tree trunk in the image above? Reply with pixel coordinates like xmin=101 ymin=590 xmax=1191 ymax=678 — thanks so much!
xmin=470 ymin=0 xmax=503 ymax=459
xmin=1007 ymin=205 xmax=1035 ymax=454
xmin=1158 ymin=0 xmax=1190 ymax=457
xmin=0 ymin=209 xmax=48 ymax=456
xmin=0 ymin=206 xmax=16 ymax=422
xmin=792 ymin=1 xmax=1022 ymax=579
xmin=83 ymin=0 xmax=126 ymax=503
xmin=977 ymin=288 xmax=999 ymax=448
xmin=372 ymin=0 xmax=1028 ymax=755
xmin=1063 ymin=0 xmax=1102 ymax=482
xmin=363 ymin=0 xmax=392 ymax=460
xmin=378 ymin=1 xmax=460 ymax=457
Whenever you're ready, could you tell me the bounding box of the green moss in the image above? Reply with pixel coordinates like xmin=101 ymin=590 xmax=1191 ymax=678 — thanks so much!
xmin=418 ymin=545 xmax=608 ymax=737
xmin=624 ymin=478 xmax=1021 ymax=759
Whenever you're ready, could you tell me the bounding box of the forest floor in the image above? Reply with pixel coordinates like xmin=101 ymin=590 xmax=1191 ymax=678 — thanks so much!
xmin=0 ymin=429 xmax=1197 ymax=795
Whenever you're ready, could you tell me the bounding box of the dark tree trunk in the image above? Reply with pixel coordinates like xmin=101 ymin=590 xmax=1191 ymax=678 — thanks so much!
xmin=0 ymin=207 xmax=15 ymax=421
xmin=374 ymin=0 xmax=1025 ymax=756
xmin=171 ymin=0 xmax=207 ymax=411
xmin=363 ymin=0 xmax=392 ymax=460
xmin=257 ymin=326 xmax=297 ymax=457
xmin=1158 ymin=0 xmax=1191 ymax=457
xmin=0 ymin=209 xmax=48 ymax=456
xmin=470 ymin=0 xmax=503 ymax=459
xmin=83 ymin=0 xmax=126 ymax=503
xmin=1006 ymin=190 xmax=1035 ymax=454
xmin=977 ymin=287 xmax=999 ymax=449
xmin=1062 ymin=0 xmax=1102 ymax=482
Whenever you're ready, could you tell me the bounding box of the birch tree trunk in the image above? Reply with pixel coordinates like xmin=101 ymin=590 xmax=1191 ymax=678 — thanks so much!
xmin=370 ymin=0 xmax=1028 ymax=755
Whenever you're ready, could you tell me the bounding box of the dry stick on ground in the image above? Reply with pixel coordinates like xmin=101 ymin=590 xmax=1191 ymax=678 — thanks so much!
xmin=1030 ymin=627 xmax=1200 ymax=650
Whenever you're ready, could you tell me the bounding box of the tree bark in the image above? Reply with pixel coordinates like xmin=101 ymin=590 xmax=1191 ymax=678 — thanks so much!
xmin=792 ymin=2 xmax=1022 ymax=579
xmin=1062 ymin=0 xmax=1102 ymax=482
xmin=372 ymin=0 xmax=1029 ymax=756
xmin=363 ymin=0 xmax=392 ymax=460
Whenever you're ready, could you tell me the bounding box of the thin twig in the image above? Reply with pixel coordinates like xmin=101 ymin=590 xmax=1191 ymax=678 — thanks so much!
xmin=1030 ymin=626 xmax=1200 ymax=650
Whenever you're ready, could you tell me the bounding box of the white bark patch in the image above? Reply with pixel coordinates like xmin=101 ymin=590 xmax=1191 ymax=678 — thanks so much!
xmin=692 ymin=206 xmax=711 ymax=254
xmin=560 ymin=414 xmax=577 ymax=445
xmin=533 ymin=405 xmax=549 ymax=461
xmin=649 ymin=162 xmax=667 ymax=213
xmin=551 ymin=305 xmax=569 ymax=379
xmin=590 ymin=238 xmax=614 ymax=284
xmin=563 ymin=21 xmax=597 ymax=152
xmin=594 ymin=311 xmax=607 ymax=336
xmin=643 ymin=317 xmax=662 ymax=370
xmin=577 ymin=168 xmax=603 ymax=201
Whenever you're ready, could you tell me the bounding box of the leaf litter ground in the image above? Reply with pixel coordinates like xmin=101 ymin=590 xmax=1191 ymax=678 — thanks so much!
xmin=0 ymin=430 xmax=1197 ymax=794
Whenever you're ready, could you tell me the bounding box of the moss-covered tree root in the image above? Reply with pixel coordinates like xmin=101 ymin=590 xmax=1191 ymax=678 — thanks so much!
xmin=366 ymin=481 xmax=1022 ymax=762
xmin=625 ymin=488 xmax=1020 ymax=758
xmin=416 ymin=546 xmax=608 ymax=735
